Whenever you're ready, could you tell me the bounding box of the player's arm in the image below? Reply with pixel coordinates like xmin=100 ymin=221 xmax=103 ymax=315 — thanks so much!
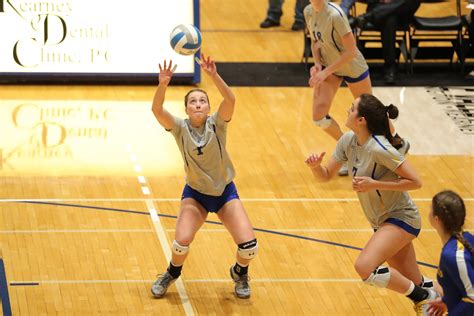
xmin=353 ymin=160 xmax=422 ymax=193
xmin=305 ymin=153 xmax=342 ymax=182
xmin=322 ymin=30 xmax=357 ymax=76
xmin=311 ymin=40 xmax=323 ymax=65
xmin=199 ymin=54 xmax=236 ymax=122
xmin=372 ymin=160 xmax=422 ymax=191
xmin=151 ymin=60 xmax=175 ymax=130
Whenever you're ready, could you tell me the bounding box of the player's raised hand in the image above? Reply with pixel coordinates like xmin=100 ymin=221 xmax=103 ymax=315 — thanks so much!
xmin=158 ymin=60 xmax=177 ymax=86
xmin=199 ymin=53 xmax=217 ymax=77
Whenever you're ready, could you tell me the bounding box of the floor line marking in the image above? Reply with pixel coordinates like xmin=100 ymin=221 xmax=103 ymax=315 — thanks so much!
xmin=2 ymin=198 xmax=473 ymax=202
xmin=0 ymin=258 xmax=12 ymax=316
xmin=3 ymin=228 xmax=465 ymax=233
xmin=127 ymin=145 xmax=194 ymax=316
xmin=9 ymin=278 xmax=362 ymax=285
xmin=145 ymin=200 xmax=195 ymax=316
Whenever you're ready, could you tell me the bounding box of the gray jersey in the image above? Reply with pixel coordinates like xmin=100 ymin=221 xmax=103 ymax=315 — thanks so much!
xmin=168 ymin=112 xmax=235 ymax=196
xmin=304 ymin=2 xmax=368 ymax=78
xmin=333 ymin=132 xmax=421 ymax=230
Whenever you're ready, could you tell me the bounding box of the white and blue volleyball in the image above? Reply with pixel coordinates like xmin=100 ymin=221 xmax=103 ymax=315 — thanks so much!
xmin=169 ymin=24 xmax=202 ymax=55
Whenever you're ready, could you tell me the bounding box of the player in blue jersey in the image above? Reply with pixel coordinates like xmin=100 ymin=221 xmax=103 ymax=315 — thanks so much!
xmin=428 ymin=190 xmax=474 ymax=315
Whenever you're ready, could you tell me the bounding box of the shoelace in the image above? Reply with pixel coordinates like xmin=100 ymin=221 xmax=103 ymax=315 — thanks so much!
xmin=235 ymin=275 xmax=250 ymax=286
xmin=155 ymin=273 xmax=173 ymax=286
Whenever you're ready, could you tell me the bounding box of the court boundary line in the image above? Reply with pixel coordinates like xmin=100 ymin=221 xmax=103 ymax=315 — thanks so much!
xmin=125 ymin=143 xmax=195 ymax=316
xmin=1 ymin=228 xmax=457 ymax=233
xmin=145 ymin=200 xmax=194 ymax=316
xmin=5 ymin=200 xmax=440 ymax=269
xmin=1 ymin=197 xmax=473 ymax=202
xmin=0 ymin=258 xmax=12 ymax=316
xmin=9 ymin=278 xmax=362 ymax=286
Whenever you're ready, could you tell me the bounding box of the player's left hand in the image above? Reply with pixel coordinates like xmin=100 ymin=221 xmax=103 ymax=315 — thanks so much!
xmin=199 ymin=53 xmax=217 ymax=76
xmin=309 ymin=69 xmax=330 ymax=87
xmin=352 ymin=176 xmax=376 ymax=192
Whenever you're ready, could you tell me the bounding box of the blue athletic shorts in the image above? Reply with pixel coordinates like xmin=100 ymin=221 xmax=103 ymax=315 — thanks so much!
xmin=181 ymin=181 xmax=240 ymax=213
xmin=385 ymin=218 xmax=420 ymax=237
xmin=343 ymin=69 xmax=370 ymax=84
xmin=374 ymin=218 xmax=421 ymax=237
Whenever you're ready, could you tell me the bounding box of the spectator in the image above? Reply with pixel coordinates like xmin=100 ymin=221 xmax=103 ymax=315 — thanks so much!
xmin=260 ymin=0 xmax=306 ymax=31
xmin=340 ymin=0 xmax=421 ymax=84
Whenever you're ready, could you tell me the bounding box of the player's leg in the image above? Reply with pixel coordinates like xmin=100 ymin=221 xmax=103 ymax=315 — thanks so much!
xmin=218 ymin=199 xmax=257 ymax=299
xmin=151 ymin=198 xmax=208 ymax=298
xmin=387 ymin=242 xmax=434 ymax=290
xmin=346 ymin=73 xmax=372 ymax=98
xmin=355 ymin=224 xmax=438 ymax=311
xmin=312 ymin=74 xmax=344 ymax=141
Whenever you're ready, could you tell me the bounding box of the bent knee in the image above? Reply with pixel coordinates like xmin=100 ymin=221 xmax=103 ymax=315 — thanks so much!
xmin=174 ymin=235 xmax=194 ymax=247
xmin=312 ymin=108 xmax=329 ymax=121
xmin=354 ymin=257 xmax=375 ymax=280
xmin=237 ymin=239 xmax=258 ymax=260
xmin=313 ymin=115 xmax=332 ymax=129
xmin=171 ymin=240 xmax=190 ymax=256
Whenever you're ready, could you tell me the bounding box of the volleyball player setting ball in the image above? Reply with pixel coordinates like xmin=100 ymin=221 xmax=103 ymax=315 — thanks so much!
xmin=151 ymin=25 xmax=258 ymax=299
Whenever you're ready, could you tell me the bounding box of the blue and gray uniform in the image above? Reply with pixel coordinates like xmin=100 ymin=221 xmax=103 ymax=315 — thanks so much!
xmin=437 ymin=232 xmax=474 ymax=315
xmin=303 ymin=1 xmax=369 ymax=80
xmin=168 ymin=112 xmax=235 ymax=196
xmin=333 ymin=132 xmax=421 ymax=234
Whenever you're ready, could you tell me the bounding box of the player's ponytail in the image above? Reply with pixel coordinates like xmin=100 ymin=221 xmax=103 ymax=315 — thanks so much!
xmin=432 ymin=190 xmax=474 ymax=256
xmin=357 ymin=94 xmax=402 ymax=148
xmin=454 ymin=232 xmax=474 ymax=257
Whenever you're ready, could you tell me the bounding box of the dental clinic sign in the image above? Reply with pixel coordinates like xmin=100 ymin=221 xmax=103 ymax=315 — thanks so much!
xmin=0 ymin=0 xmax=198 ymax=81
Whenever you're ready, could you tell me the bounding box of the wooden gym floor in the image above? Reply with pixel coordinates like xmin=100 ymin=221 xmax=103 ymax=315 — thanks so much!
xmin=0 ymin=0 xmax=472 ymax=315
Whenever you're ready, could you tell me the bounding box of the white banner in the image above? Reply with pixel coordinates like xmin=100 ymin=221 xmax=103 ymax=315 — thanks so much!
xmin=0 ymin=0 xmax=199 ymax=78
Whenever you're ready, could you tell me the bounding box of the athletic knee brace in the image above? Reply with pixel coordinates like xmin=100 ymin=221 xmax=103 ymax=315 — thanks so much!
xmin=171 ymin=240 xmax=189 ymax=256
xmin=237 ymin=239 xmax=258 ymax=260
xmin=313 ymin=115 xmax=332 ymax=129
xmin=363 ymin=266 xmax=391 ymax=288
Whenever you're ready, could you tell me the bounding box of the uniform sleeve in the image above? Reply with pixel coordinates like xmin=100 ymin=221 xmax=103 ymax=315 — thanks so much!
xmin=333 ymin=132 xmax=352 ymax=163
xmin=332 ymin=8 xmax=352 ymax=38
xmin=208 ymin=112 xmax=228 ymax=146
xmin=167 ymin=115 xmax=184 ymax=139
xmin=303 ymin=5 xmax=315 ymax=41
xmin=211 ymin=112 xmax=228 ymax=129
xmin=372 ymin=143 xmax=404 ymax=172
xmin=441 ymin=249 xmax=474 ymax=314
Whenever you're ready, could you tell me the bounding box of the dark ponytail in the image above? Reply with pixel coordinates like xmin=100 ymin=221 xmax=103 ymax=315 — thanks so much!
xmin=357 ymin=94 xmax=402 ymax=148
xmin=432 ymin=190 xmax=474 ymax=256
xmin=386 ymin=104 xmax=399 ymax=120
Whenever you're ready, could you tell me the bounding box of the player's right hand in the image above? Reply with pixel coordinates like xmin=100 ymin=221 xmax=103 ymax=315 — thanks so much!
xmin=310 ymin=63 xmax=322 ymax=76
xmin=158 ymin=60 xmax=176 ymax=86
xmin=305 ymin=152 xmax=326 ymax=169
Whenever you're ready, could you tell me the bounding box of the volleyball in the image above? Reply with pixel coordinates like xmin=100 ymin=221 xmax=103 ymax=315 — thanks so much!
xmin=169 ymin=24 xmax=202 ymax=56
